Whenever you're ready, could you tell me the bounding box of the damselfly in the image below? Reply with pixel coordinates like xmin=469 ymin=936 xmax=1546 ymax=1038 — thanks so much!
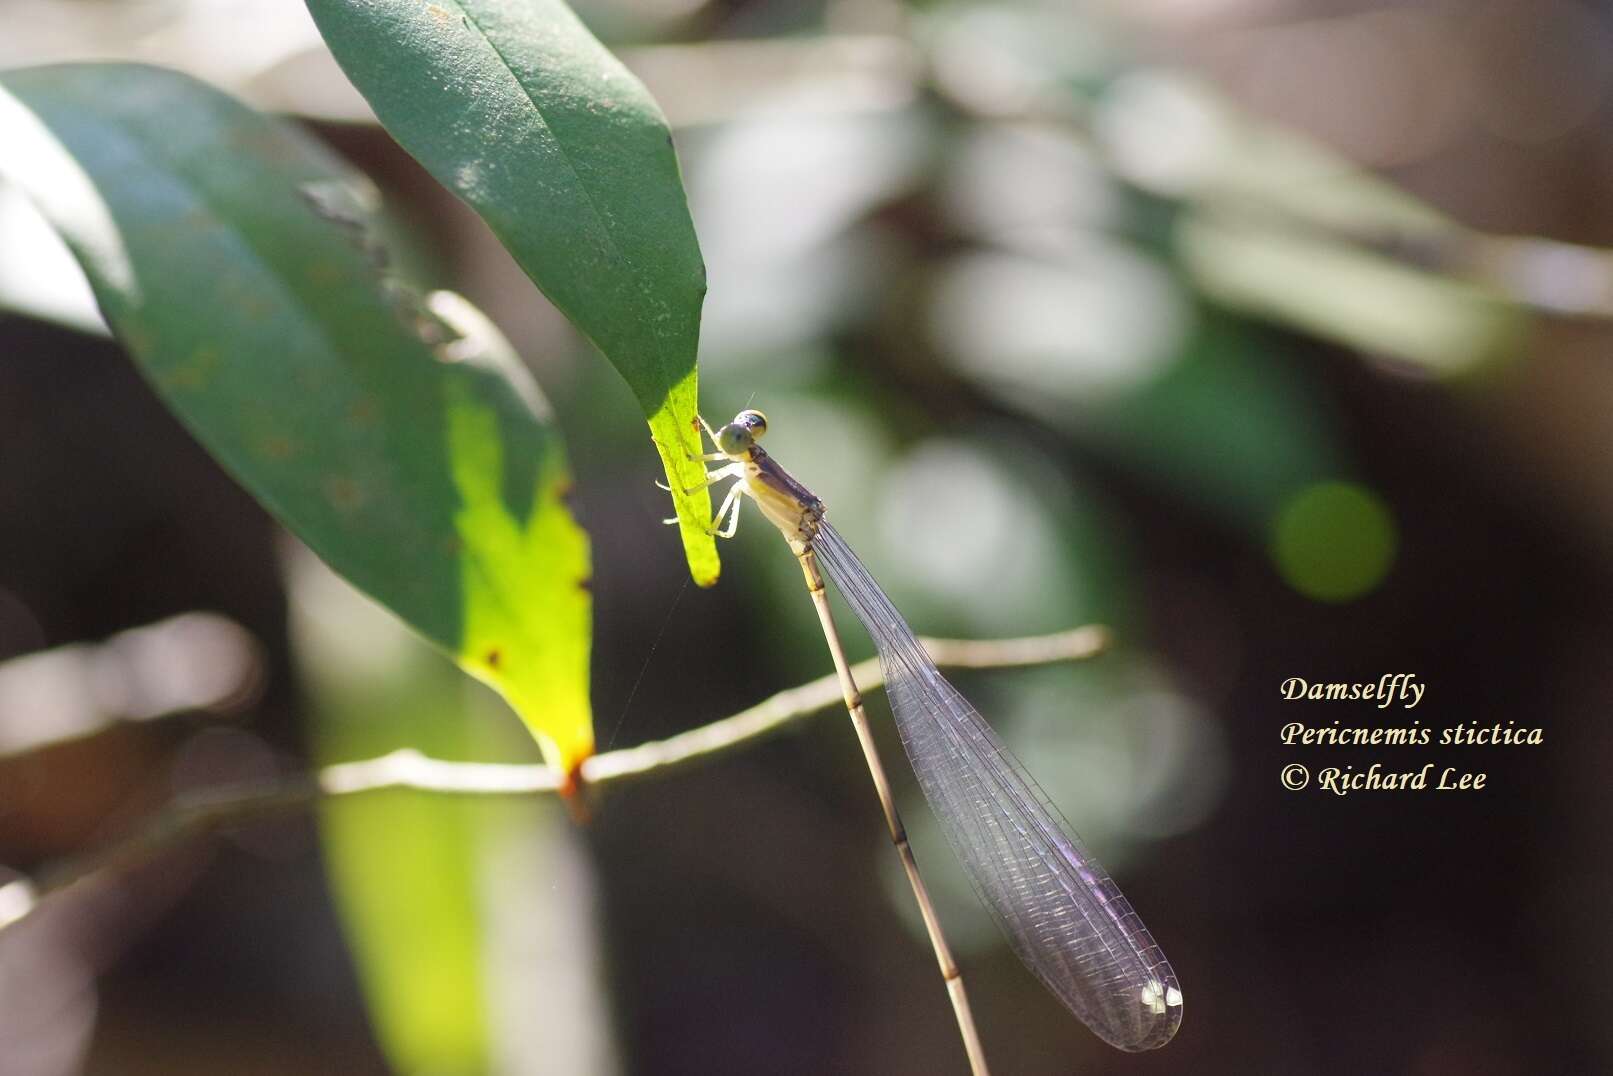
xmin=669 ymin=409 xmax=1183 ymax=1072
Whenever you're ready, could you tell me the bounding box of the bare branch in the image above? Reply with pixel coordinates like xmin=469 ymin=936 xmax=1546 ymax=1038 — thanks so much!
xmin=583 ymin=625 xmax=1109 ymax=782
xmin=0 ymin=626 xmax=1109 ymax=933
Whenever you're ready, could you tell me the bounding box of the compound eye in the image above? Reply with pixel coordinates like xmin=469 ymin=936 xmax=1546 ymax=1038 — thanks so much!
xmin=715 ymin=424 xmax=754 ymax=456
xmin=735 ymin=409 xmax=768 ymax=439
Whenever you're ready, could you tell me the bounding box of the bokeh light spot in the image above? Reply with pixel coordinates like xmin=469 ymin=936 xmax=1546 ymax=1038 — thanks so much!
xmin=1272 ymin=482 xmax=1397 ymax=602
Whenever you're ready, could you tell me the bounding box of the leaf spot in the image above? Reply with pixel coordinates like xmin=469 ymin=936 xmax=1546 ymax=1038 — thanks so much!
xmin=164 ymin=343 xmax=221 ymax=390
xmin=323 ymin=475 xmax=365 ymax=512
xmin=260 ymin=435 xmax=296 ymax=460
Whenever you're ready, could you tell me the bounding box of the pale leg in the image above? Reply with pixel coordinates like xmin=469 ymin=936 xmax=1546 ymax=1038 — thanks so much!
xmin=657 ymin=460 xmax=744 ymax=495
xmin=707 ymin=480 xmax=747 ymax=538
xmin=662 ymin=464 xmax=747 ymax=525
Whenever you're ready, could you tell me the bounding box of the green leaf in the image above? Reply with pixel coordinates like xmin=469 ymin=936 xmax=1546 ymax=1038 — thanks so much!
xmin=1096 ymin=71 xmax=1532 ymax=375
xmin=295 ymin=560 xmax=498 ymax=1076
xmin=290 ymin=551 xmax=618 ymax=1075
xmin=0 ymin=63 xmax=594 ymax=773
xmin=306 ymin=0 xmax=720 ymax=586
xmin=318 ymin=701 xmax=494 ymax=1076
xmin=1179 ymin=211 xmax=1529 ymax=378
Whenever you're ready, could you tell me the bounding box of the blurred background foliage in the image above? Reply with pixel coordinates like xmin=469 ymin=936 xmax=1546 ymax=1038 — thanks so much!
xmin=4 ymin=0 xmax=1613 ymax=1074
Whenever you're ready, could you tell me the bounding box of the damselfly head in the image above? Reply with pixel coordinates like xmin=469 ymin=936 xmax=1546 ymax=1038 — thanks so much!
xmin=716 ymin=409 xmax=768 ymax=456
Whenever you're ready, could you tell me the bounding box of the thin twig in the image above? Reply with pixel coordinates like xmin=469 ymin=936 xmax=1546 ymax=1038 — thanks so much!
xmin=797 ymin=547 xmax=993 ymax=1074
xmin=0 ymin=626 xmax=1109 ymax=933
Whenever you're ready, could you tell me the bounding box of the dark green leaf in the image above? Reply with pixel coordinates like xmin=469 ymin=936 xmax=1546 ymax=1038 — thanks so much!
xmin=307 ymin=0 xmax=720 ymax=584
xmin=0 ymin=63 xmax=594 ymax=771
